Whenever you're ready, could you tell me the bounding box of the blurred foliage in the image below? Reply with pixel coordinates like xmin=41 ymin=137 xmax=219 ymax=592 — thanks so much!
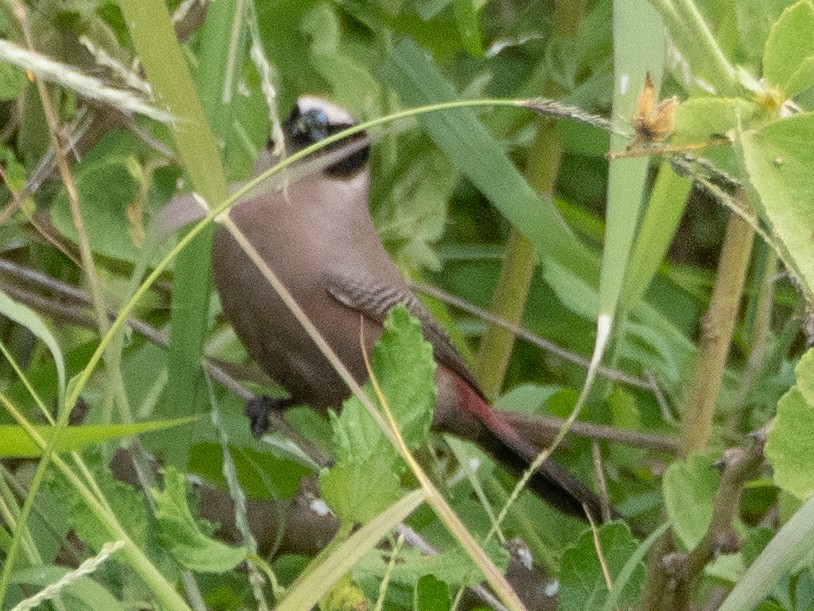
xmin=1 ymin=0 xmax=814 ymax=609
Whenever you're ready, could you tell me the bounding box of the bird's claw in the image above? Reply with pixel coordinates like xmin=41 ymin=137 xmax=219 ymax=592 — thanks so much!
xmin=245 ymin=395 xmax=295 ymax=439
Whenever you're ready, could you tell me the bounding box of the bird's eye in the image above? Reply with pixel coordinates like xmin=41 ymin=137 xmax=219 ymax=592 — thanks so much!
xmin=281 ymin=99 xmax=369 ymax=177
xmin=307 ymin=109 xmax=330 ymax=133
xmin=284 ymin=107 xmax=331 ymax=150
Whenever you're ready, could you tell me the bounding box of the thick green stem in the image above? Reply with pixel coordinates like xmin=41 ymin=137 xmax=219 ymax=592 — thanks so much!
xmin=474 ymin=228 xmax=536 ymax=399
xmin=643 ymin=205 xmax=755 ymax=610
xmin=474 ymin=0 xmax=581 ymax=399
xmin=679 ymin=210 xmax=754 ymax=456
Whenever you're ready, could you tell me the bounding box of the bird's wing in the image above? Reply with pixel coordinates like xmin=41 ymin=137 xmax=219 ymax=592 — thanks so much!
xmin=322 ymin=272 xmax=483 ymax=394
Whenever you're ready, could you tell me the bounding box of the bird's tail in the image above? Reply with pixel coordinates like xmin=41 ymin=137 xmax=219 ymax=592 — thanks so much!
xmin=451 ymin=376 xmax=612 ymax=523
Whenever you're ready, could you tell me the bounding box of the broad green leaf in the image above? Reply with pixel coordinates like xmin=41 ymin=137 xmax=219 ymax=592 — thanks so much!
xmin=301 ymin=3 xmax=382 ymax=115
xmin=0 ymin=146 xmax=26 ymax=191
xmin=380 ymin=38 xmax=601 ymax=287
xmin=559 ymin=522 xmax=643 ymax=611
xmin=188 ymin=441 xmax=310 ymax=500
xmin=766 ymin=349 xmax=814 ymax=498
xmin=366 ymin=305 xmax=437 ymax=448
xmin=663 ymin=453 xmax=719 ymax=550
xmin=320 ymin=305 xmax=436 ymax=523
xmin=152 ymin=467 xmax=246 ymax=573
xmin=50 ymin=455 xmax=150 ymax=554
xmin=742 ymin=527 xmax=774 ymax=567
xmin=50 ymin=158 xmax=145 ymax=263
xmin=494 ymin=383 xmax=561 ymax=414
xmin=734 ymin=1 xmax=796 ymax=66
xmin=601 ymin=522 xmax=670 ymax=611
xmin=452 ymin=0 xmax=482 ymax=57
xmin=763 ymin=1 xmax=814 ymax=96
xmin=331 ymin=304 xmax=436 ymax=462
xmin=608 ymin=386 xmax=640 ymax=430
xmin=415 ymin=574 xmax=451 ymax=611
xmin=798 ymin=349 xmax=814 ymax=405
xmin=0 ymin=62 xmax=26 ymax=101
xmin=674 ymin=96 xmax=756 ymax=143
xmin=0 ymin=417 xmax=196 ymax=457
xmin=785 ymin=55 xmax=814 ymax=99
xmin=329 ymin=392 xmax=393 ymax=463
xmin=355 ymin=542 xmax=509 ymax=589
xmin=0 ymin=290 xmax=65 ymax=406
xmin=321 ymin=459 xmax=402 ymax=525
xmin=741 ymin=113 xmax=814 ymax=298
xmin=9 ymin=566 xmax=125 ymax=611
xmin=379 ymin=146 xmax=456 ymax=272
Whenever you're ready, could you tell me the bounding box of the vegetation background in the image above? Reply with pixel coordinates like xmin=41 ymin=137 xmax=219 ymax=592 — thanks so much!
xmin=1 ymin=0 xmax=814 ymax=609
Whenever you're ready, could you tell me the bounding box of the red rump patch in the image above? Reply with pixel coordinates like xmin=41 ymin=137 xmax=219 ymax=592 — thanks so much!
xmin=452 ymin=374 xmax=523 ymax=444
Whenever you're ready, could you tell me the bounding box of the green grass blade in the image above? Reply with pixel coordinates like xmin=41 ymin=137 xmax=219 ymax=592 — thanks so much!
xmin=380 ymin=38 xmax=600 ymax=286
xmin=277 ymin=490 xmax=425 ymax=611
xmin=600 ymin=0 xmax=666 ymax=321
xmin=119 ymin=0 xmax=230 ymax=463
xmin=0 ymin=417 xmax=198 ymax=457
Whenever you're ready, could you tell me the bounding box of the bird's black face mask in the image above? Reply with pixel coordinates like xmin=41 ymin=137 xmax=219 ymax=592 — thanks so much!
xmin=278 ymin=103 xmax=370 ymax=178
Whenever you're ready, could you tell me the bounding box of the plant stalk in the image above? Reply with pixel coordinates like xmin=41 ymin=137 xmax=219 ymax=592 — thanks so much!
xmin=679 ymin=209 xmax=754 ymax=456
xmin=474 ymin=0 xmax=582 ymax=399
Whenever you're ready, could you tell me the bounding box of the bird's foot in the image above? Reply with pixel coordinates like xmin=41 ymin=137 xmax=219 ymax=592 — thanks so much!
xmin=245 ymin=395 xmax=297 ymax=439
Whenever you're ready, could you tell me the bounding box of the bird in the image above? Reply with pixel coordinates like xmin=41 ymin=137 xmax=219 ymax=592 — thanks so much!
xmin=212 ymin=96 xmax=612 ymax=523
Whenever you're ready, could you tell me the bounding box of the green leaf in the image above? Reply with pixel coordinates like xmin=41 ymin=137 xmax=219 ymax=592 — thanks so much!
xmin=559 ymin=522 xmax=643 ymax=611
xmin=51 ymin=454 xmax=151 ymax=554
xmin=734 ymin=1 xmax=794 ymax=66
xmin=763 ymin=0 xmax=814 ymax=96
xmin=601 ymin=0 xmax=664 ymax=318
xmin=188 ymin=441 xmax=310 ymax=500
xmin=720 ymin=494 xmax=814 ymax=611
xmin=355 ymin=542 xmax=509 ymax=589
xmin=601 ymin=522 xmax=670 ymax=611
xmin=741 ymin=113 xmax=814 ymax=298
xmin=663 ymin=453 xmax=720 ymax=549
xmin=674 ymin=97 xmax=757 ymax=143
xmin=0 ymin=63 xmax=26 ymax=101
xmin=331 ymin=304 xmax=437 ymax=463
xmin=50 ymin=158 xmax=145 ymax=263
xmin=379 ymin=38 xmax=601 ymax=288
xmin=0 ymin=417 xmax=197 ymax=457
xmin=494 ymin=383 xmax=560 ymax=414
xmin=320 ymin=305 xmax=436 ymax=523
xmin=766 ymin=349 xmax=814 ymax=498
xmin=0 ymin=289 xmax=65 ymax=406
xmin=622 ymin=164 xmax=693 ymax=307
xmin=452 ymin=0 xmax=482 ymax=57
xmin=379 ymin=146 xmax=456 ymax=271
xmin=368 ymin=305 xmax=437 ymax=448
xmin=320 ymin=459 xmax=402 ymax=524
xmin=301 ymin=3 xmax=381 ymax=114
xmin=0 ymin=146 xmax=26 ymax=191
xmin=120 ymin=0 xmax=229 ymax=471
xmin=415 ymin=574 xmax=451 ymax=611
xmin=152 ymin=467 xmax=247 ymax=573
